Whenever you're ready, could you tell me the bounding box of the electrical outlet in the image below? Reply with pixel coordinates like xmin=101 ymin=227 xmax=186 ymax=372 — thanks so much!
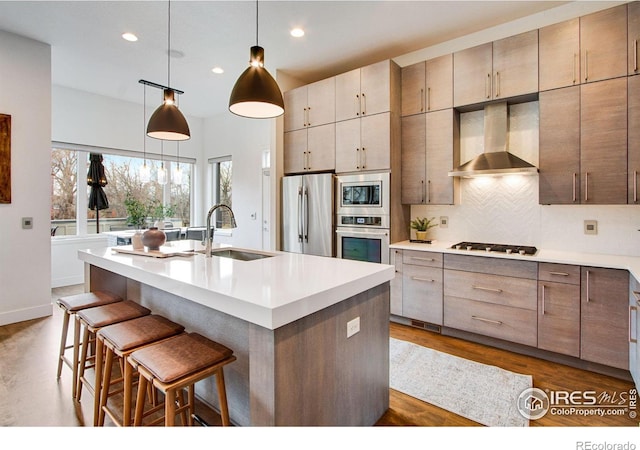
xmin=584 ymin=220 xmax=597 ymax=235
xmin=347 ymin=317 xmax=360 ymax=338
xmin=22 ymin=217 xmax=33 ymax=229
xmin=440 ymin=216 xmax=448 ymax=228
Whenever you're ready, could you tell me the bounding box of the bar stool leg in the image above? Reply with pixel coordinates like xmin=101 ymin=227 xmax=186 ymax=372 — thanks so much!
xmin=56 ymin=311 xmax=70 ymax=379
xmin=216 ymin=370 xmax=230 ymax=426
xmin=122 ymin=357 xmax=135 ymax=426
xmin=76 ymin=321 xmax=91 ymax=402
xmin=72 ymin=315 xmax=82 ymax=400
xmin=95 ymin=340 xmax=111 ymax=426
xmin=165 ymin=389 xmax=176 ymax=426
xmin=133 ymin=374 xmax=148 ymax=426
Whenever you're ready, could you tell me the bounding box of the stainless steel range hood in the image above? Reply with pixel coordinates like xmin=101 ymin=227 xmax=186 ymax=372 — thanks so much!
xmin=448 ymin=102 xmax=538 ymax=177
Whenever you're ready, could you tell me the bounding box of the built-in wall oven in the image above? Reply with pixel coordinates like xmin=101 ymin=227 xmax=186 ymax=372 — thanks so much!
xmin=336 ymin=172 xmax=390 ymax=264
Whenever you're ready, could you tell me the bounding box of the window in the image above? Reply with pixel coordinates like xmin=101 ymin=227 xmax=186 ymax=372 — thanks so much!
xmin=51 ymin=144 xmax=194 ymax=235
xmin=209 ymin=156 xmax=233 ymax=229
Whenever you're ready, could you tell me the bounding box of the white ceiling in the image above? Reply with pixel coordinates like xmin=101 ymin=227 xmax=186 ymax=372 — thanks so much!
xmin=0 ymin=0 xmax=573 ymax=118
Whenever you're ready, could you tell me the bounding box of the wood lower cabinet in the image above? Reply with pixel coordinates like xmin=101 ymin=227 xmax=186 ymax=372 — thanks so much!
xmin=538 ymin=263 xmax=581 ymax=358
xmin=580 ymin=4 xmax=628 ymax=84
xmin=443 ymin=254 xmax=538 ymax=347
xmin=581 ymin=266 xmax=629 ymax=370
xmin=539 ymin=17 xmax=580 ymax=91
xmin=629 ymin=75 xmax=640 ymax=204
xmin=397 ymin=250 xmax=443 ymax=325
xmin=390 ymin=249 xmax=403 ymax=316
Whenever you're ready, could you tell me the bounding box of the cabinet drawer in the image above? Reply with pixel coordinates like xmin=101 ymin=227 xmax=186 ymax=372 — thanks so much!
xmin=403 ymin=265 xmax=443 ymax=325
xmin=443 ymin=254 xmax=537 ymax=279
xmin=444 ymin=270 xmax=537 ymax=310
xmin=538 ymin=263 xmax=580 ymax=285
xmin=403 ymin=250 xmax=443 ymax=268
xmin=444 ymin=296 xmax=537 ymax=347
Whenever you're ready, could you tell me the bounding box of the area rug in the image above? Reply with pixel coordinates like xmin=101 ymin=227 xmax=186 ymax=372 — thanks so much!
xmin=389 ymin=337 xmax=532 ymax=427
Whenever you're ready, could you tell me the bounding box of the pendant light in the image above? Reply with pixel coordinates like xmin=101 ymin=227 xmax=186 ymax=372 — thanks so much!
xmin=140 ymin=85 xmax=151 ymax=183
xmin=229 ymin=0 xmax=284 ymax=119
xmin=157 ymin=141 xmax=168 ymax=185
xmin=172 ymin=142 xmax=183 ymax=184
xmin=147 ymin=0 xmax=190 ymax=140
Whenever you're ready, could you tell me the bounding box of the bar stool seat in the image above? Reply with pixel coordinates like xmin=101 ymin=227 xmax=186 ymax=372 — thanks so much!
xmin=56 ymin=291 xmax=122 ymax=399
xmin=75 ymin=300 xmax=151 ymax=403
xmin=129 ymin=333 xmax=236 ymax=426
xmin=95 ymin=315 xmax=185 ymax=427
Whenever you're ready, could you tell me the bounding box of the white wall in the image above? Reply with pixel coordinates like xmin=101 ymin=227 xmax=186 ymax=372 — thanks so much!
xmin=51 ymin=235 xmax=109 ymax=287
xmin=202 ymin=113 xmax=271 ymax=250
xmin=0 ymin=31 xmax=52 ymax=326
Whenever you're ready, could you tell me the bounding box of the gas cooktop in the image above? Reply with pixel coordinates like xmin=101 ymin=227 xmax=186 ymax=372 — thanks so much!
xmin=451 ymin=241 xmax=538 ymax=256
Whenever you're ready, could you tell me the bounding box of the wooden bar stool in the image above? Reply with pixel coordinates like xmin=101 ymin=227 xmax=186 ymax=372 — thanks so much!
xmin=75 ymin=300 xmax=151 ymax=403
xmin=95 ymin=315 xmax=185 ymax=427
xmin=56 ymin=291 xmax=122 ymax=399
xmin=129 ymin=333 xmax=236 ymax=426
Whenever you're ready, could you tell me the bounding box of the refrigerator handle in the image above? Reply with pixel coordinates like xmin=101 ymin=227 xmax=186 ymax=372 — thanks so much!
xmin=303 ymin=186 xmax=309 ymax=242
xmin=297 ymin=186 xmax=303 ymax=242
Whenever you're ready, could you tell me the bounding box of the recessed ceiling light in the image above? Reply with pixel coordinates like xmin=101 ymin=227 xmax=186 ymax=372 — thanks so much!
xmin=122 ymin=32 xmax=138 ymax=42
xmin=212 ymin=67 xmax=224 ymax=74
xmin=290 ymin=28 xmax=305 ymax=38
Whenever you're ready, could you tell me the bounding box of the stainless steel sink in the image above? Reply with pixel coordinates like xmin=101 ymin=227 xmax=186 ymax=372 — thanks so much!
xmin=196 ymin=248 xmax=274 ymax=261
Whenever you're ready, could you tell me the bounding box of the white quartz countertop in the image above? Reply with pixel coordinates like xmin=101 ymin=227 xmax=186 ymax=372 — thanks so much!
xmin=390 ymin=240 xmax=640 ymax=280
xmin=78 ymin=241 xmax=394 ymax=330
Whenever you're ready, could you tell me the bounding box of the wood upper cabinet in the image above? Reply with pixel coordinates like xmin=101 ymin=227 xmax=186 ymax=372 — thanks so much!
xmin=283 ymin=77 xmax=335 ymax=132
xmin=400 ymin=110 xmax=458 ymax=205
xmin=453 ymin=42 xmax=493 ymax=106
xmin=401 ymin=61 xmax=425 ymax=116
xmin=335 ymin=113 xmax=391 ymax=173
xmin=581 ymin=267 xmax=629 ymax=370
xmin=629 ymin=75 xmax=640 ymax=204
xmin=581 ymin=77 xmax=628 ymax=204
xmin=401 ymin=54 xmax=453 ymax=117
xmin=283 ymin=124 xmax=335 ymax=175
xmin=580 ymin=4 xmax=628 ymax=83
xmin=538 ymin=263 xmax=581 ymax=358
xmin=336 ymin=60 xmax=398 ymax=122
xmin=453 ymin=31 xmax=538 ymax=107
xmin=630 ymin=1 xmax=640 ymax=75
xmin=539 ymin=86 xmax=581 ymax=204
xmin=539 ymin=18 xmax=580 ymax=91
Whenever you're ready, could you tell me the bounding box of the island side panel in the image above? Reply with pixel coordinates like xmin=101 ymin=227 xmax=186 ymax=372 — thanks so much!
xmin=271 ymin=282 xmax=390 ymax=426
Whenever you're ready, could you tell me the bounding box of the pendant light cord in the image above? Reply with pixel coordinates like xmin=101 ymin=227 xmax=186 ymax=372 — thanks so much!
xmin=255 ymin=0 xmax=259 ymax=46
xmin=143 ymin=85 xmax=147 ymax=164
xmin=167 ymin=0 xmax=171 ymax=88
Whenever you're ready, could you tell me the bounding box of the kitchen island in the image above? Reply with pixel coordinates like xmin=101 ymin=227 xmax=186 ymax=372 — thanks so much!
xmin=78 ymin=241 xmax=394 ymax=426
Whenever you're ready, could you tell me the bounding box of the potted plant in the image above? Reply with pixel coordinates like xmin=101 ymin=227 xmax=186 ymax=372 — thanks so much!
xmin=124 ymin=195 xmax=149 ymax=230
xmin=410 ymin=216 xmax=437 ymax=241
xmin=148 ymin=200 xmax=176 ymax=229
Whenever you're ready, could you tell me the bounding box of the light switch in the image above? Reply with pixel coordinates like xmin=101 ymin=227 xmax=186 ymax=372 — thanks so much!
xmin=22 ymin=217 xmax=33 ymax=229
xmin=584 ymin=220 xmax=597 ymax=235
xmin=440 ymin=216 xmax=448 ymax=228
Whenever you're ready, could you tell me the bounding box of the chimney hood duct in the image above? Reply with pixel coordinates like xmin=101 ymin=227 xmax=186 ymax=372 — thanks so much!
xmin=448 ymin=102 xmax=538 ymax=177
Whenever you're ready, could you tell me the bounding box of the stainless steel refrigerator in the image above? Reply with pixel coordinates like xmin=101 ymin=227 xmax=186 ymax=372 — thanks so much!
xmin=282 ymin=173 xmax=334 ymax=257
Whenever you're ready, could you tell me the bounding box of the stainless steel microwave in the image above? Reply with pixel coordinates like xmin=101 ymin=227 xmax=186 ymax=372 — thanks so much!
xmin=335 ymin=172 xmax=390 ymax=217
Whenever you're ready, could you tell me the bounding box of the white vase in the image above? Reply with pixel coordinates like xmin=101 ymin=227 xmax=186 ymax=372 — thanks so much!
xmin=131 ymin=230 xmax=144 ymax=250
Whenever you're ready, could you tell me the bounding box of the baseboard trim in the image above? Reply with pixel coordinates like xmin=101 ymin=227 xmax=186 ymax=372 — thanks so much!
xmin=0 ymin=303 xmax=52 ymax=326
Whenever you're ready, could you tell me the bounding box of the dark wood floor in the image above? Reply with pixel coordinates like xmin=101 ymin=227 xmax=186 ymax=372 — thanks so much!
xmin=0 ymin=284 xmax=637 ymax=428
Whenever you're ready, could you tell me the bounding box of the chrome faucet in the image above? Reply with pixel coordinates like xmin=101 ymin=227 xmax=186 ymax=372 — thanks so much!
xmin=204 ymin=203 xmax=237 ymax=257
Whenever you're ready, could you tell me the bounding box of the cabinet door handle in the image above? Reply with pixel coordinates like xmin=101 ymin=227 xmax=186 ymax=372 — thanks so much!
xmin=427 ymin=87 xmax=431 ymax=111
xmin=630 ymin=305 xmax=637 ymax=344
xmin=495 ymin=72 xmax=500 ymax=98
xmin=472 ymin=285 xmax=503 ymax=293
xmin=303 ymin=151 xmax=307 ymax=170
xmin=549 ymin=271 xmax=570 ymax=277
xmin=355 ymin=94 xmax=360 ymax=117
xmin=634 ymin=39 xmax=638 ymax=73
xmin=585 ymin=269 xmax=590 ymax=303
xmin=584 ymin=172 xmax=589 ymax=202
xmin=584 ymin=50 xmax=589 ymax=82
xmin=411 ymin=276 xmax=435 ymax=283
xmin=355 ymin=148 xmax=360 ymax=169
xmin=427 ymin=180 xmax=431 ymax=203
xmin=411 ymin=257 xmax=435 ymax=262
xmin=541 ymin=284 xmax=546 ymax=315
xmin=634 ymin=171 xmax=638 ymax=203
xmin=307 ymin=151 xmax=311 ymax=171
xmin=572 ymin=173 xmax=577 ymax=203
xmin=472 ymin=316 xmax=502 ymax=325
xmin=361 ymin=92 xmax=366 ymax=115
xmin=421 ymin=180 xmax=425 ymax=203
xmin=303 ymin=107 xmax=307 ymax=127
xmin=420 ymin=88 xmax=424 ymax=112
xmin=307 ymin=106 xmax=311 ymax=127
xmin=573 ymin=53 xmax=577 ymax=84
xmin=486 ymin=73 xmax=491 ymax=99
xmin=361 ymin=147 xmax=366 ymax=169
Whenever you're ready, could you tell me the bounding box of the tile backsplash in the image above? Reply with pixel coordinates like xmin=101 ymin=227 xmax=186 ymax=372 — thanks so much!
xmin=410 ymin=101 xmax=640 ymax=257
